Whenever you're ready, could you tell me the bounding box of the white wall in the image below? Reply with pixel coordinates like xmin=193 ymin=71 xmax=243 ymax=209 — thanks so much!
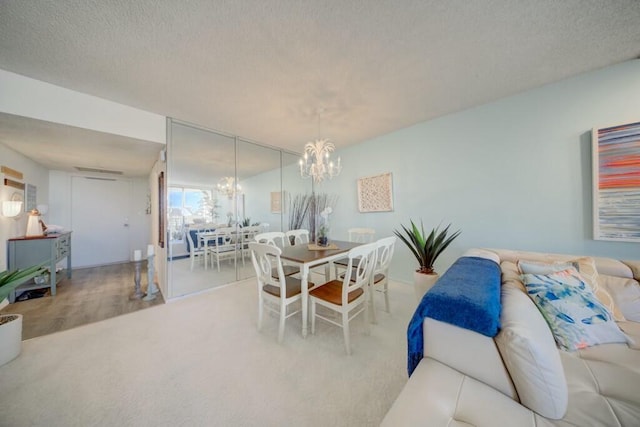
xmin=316 ymin=59 xmax=640 ymax=284
xmin=0 ymin=69 xmax=166 ymax=144
xmin=49 ymin=170 xmax=151 ymax=266
xmin=242 ymin=160 xmax=313 ymax=231
xmin=0 ymin=143 xmax=50 ymax=271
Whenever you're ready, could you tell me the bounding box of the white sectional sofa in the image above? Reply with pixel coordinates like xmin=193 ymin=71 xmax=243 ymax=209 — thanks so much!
xmin=382 ymin=248 xmax=640 ymax=426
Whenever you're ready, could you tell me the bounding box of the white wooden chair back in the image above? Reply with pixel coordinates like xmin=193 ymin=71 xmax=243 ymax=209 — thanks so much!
xmin=285 ymin=229 xmax=310 ymax=246
xmin=254 ymin=231 xmax=287 ymax=249
xmin=249 ymin=242 xmax=284 ymax=288
xmin=342 ymin=242 xmax=378 ymax=296
xmin=348 ymin=228 xmax=376 ymax=243
xmin=375 ymin=236 xmax=396 ymax=275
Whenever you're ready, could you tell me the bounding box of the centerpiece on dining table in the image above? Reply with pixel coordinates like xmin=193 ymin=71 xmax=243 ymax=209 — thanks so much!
xmin=316 ymin=207 xmax=332 ymax=247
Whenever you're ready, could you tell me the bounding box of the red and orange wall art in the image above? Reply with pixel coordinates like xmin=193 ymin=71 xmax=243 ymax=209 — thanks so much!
xmin=593 ymin=121 xmax=640 ymax=241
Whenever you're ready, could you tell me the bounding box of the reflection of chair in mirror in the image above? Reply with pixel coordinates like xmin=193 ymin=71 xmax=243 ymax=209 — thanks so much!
xmin=285 ymin=229 xmax=310 ymax=246
xmin=249 ymin=242 xmax=312 ymax=343
xmin=240 ymin=225 xmax=262 ymax=262
xmin=254 ymin=231 xmax=299 ymax=277
xmin=334 ymin=227 xmax=376 ymax=278
xmin=310 ymin=242 xmax=377 ymax=355
xmin=208 ymin=227 xmax=238 ymax=272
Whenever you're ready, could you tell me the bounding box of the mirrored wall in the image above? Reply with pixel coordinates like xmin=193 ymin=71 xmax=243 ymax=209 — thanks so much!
xmin=166 ymin=119 xmax=311 ymax=298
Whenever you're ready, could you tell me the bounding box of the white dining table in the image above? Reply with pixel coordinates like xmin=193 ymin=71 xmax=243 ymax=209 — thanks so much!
xmin=279 ymin=240 xmax=362 ymax=338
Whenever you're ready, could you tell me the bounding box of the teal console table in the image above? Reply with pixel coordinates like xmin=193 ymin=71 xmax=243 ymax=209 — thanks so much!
xmin=7 ymin=232 xmax=72 ymax=303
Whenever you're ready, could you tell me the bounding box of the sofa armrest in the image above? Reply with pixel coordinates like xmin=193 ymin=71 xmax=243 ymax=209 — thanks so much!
xmin=424 ymin=318 xmax=518 ymax=400
xmin=381 ymin=358 xmax=537 ymax=427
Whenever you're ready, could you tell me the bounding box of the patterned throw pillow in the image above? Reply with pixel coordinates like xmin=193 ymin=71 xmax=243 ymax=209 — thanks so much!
xmin=522 ymin=269 xmax=628 ymax=351
xmin=517 ymin=260 xmax=575 ymax=275
xmin=518 ymin=257 xmax=626 ymax=321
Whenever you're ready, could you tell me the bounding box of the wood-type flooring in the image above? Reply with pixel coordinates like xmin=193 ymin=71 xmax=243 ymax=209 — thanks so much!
xmin=0 ymin=262 xmax=164 ymax=340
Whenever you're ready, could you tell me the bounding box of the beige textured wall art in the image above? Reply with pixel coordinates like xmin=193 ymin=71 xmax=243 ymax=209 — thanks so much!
xmin=357 ymin=172 xmax=393 ymax=212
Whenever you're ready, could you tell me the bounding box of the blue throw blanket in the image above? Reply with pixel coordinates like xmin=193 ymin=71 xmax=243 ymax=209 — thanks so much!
xmin=407 ymin=256 xmax=502 ymax=376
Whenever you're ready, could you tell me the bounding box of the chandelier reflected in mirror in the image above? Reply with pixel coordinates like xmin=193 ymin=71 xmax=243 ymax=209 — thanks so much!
xmin=216 ymin=176 xmax=242 ymax=199
xmin=299 ymin=109 xmax=342 ymax=183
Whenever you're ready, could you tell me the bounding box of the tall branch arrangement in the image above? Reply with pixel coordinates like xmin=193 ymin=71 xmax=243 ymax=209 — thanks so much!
xmin=288 ymin=193 xmax=311 ymax=230
xmin=287 ymin=192 xmax=338 ymax=242
xmin=308 ymin=193 xmax=338 ymax=241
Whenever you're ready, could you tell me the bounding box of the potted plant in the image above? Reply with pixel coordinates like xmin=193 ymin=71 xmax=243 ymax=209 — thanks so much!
xmin=0 ymin=264 xmax=46 ymax=366
xmin=394 ymin=220 xmax=461 ymax=300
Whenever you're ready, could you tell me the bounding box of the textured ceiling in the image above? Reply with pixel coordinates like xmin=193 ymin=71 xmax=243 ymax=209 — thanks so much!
xmin=0 ymin=1 xmax=639 ymax=176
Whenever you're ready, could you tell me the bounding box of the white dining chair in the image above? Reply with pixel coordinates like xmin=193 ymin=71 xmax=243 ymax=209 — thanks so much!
xmin=310 ymin=242 xmax=378 ymax=355
xmin=240 ymin=225 xmax=262 ymax=263
xmin=348 ymin=228 xmax=376 ymax=243
xmin=186 ymin=227 xmax=207 ymax=270
xmin=369 ymin=236 xmax=396 ymax=323
xmin=208 ymin=227 xmax=238 ymax=272
xmin=254 ymin=231 xmax=300 ymax=277
xmin=334 ymin=227 xmax=376 ymax=278
xmin=254 ymin=231 xmax=287 ymax=249
xmin=249 ymin=242 xmax=312 ymax=343
xmin=285 ymin=229 xmax=310 ymax=246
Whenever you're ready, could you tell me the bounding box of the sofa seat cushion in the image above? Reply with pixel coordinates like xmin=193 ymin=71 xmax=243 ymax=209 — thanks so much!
xmin=559 ymin=347 xmax=640 ymax=427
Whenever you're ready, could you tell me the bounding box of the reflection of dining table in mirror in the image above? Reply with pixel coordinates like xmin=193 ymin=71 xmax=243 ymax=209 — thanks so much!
xmin=198 ymin=226 xmax=263 ymax=271
xmin=279 ymin=240 xmax=363 ymax=337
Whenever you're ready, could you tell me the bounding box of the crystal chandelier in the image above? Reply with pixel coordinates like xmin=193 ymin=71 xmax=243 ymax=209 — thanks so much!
xmin=216 ymin=176 xmax=242 ymax=199
xmin=299 ymin=109 xmax=342 ymax=183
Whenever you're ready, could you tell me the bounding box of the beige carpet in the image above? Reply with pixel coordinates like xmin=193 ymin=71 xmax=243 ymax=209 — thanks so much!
xmin=0 ymin=278 xmax=416 ymax=426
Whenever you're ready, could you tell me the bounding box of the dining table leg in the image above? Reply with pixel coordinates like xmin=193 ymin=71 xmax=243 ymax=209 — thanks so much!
xmin=301 ymin=264 xmax=310 ymax=338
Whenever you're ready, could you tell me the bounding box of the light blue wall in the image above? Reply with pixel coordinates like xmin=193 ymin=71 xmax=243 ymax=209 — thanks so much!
xmin=316 ymin=60 xmax=640 ymax=284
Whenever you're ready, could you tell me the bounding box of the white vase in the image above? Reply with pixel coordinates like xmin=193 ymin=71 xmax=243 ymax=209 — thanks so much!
xmin=0 ymin=314 xmax=23 ymax=366
xmin=414 ymin=271 xmax=439 ymax=301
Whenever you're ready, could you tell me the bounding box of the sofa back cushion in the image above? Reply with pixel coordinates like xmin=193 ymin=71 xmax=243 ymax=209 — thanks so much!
xmin=495 ymin=285 xmax=568 ymax=419
xmin=599 ymin=274 xmax=640 ymax=322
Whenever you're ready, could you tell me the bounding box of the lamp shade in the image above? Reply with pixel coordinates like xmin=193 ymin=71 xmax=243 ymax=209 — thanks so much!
xmin=2 ymin=201 xmax=22 ymax=218
xmin=25 ymin=209 xmax=44 ymax=237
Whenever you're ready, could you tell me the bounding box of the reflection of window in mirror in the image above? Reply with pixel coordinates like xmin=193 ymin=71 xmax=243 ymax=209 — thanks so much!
xmin=168 ymin=186 xmax=219 ymax=243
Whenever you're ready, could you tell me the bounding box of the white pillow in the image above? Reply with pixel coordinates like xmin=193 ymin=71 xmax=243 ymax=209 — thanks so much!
xmin=495 ymin=285 xmax=568 ymax=419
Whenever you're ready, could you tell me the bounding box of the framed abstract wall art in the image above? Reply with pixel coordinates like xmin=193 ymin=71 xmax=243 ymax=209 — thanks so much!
xmin=357 ymin=172 xmax=393 ymax=213
xmin=592 ymin=120 xmax=640 ymax=242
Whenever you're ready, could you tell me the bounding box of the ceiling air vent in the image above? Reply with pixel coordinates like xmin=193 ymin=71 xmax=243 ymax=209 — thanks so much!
xmin=75 ymin=167 xmax=123 ymax=175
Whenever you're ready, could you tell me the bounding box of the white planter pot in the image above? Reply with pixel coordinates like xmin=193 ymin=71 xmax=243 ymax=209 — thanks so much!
xmin=0 ymin=314 xmax=23 ymax=366
xmin=414 ymin=271 xmax=439 ymax=301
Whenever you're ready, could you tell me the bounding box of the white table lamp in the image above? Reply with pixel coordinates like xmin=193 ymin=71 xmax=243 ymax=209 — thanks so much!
xmin=25 ymin=209 xmax=44 ymax=237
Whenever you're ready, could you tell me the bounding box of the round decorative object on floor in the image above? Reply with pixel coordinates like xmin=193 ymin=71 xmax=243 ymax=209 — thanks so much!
xmin=414 ymin=271 xmax=439 ymax=301
xmin=0 ymin=314 xmax=23 ymax=366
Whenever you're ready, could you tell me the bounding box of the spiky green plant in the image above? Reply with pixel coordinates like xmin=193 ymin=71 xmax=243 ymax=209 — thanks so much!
xmin=394 ymin=220 xmax=461 ymax=274
xmin=0 ymin=264 xmax=47 ymax=303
